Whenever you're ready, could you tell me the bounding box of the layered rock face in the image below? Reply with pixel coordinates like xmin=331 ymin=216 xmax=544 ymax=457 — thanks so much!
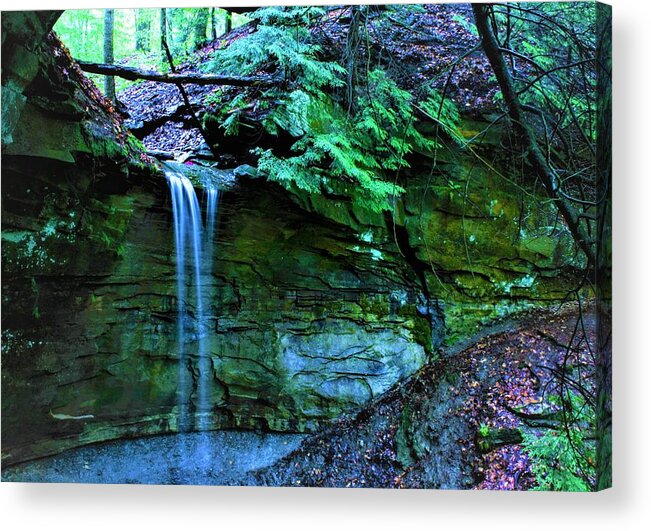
xmin=2 ymin=160 xmax=436 ymax=464
xmin=401 ymin=128 xmax=582 ymax=345
xmin=2 ymin=12 xmax=581 ymax=467
xmin=283 ymin=121 xmax=582 ymax=347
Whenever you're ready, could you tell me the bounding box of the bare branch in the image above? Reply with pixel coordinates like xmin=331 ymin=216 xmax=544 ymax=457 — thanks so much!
xmin=76 ymin=60 xmax=273 ymax=87
xmin=472 ymin=4 xmax=596 ymax=267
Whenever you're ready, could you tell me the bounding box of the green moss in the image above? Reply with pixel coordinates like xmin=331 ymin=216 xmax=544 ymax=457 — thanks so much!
xmin=441 ymin=298 xmax=549 ymax=346
xmin=444 ymin=367 xmax=460 ymax=387
xmin=412 ymin=316 xmax=433 ymax=356
xmin=396 ymin=405 xmax=416 ymax=467
xmin=396 ymin=304 xmax=433 ymax=355
xmin=83 ymin=195 xmax=136 ymax=258
xmin=357 ymin=294 xmax=389 ymax=320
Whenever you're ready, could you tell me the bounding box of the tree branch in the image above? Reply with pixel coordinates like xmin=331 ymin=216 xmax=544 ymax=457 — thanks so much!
xmin=76 ymin=60 xmax=272 ymax=87
xmin=472 ymin=4 xmax=596 ymax=268
xmin=159 ymin=33 xmax=218 ymax=159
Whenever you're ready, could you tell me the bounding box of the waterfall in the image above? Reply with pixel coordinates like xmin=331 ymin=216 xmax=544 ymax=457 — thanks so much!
xmin=198 ymin=186 xmax=219 ymax=432
xmin=165 ymin=168 xmax=219 ymax=435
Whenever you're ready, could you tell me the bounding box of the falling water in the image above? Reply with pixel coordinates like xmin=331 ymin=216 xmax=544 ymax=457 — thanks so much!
xmin=197 ymin=186 xmax=219 ymax=432
xmin=165 ymin=168 xmax=219 ymax=439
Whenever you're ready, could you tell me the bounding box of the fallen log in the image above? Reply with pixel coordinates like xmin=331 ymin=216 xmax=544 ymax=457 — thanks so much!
xmin=476 ymin=427 xmax=523 ymax=453
xmin=503 ymin=404 xmax=563 ymax=429
xmin=146 ymin=149 xmax=175 ymax=160
xmin=76 ymin=60 xmax=272 ymax=87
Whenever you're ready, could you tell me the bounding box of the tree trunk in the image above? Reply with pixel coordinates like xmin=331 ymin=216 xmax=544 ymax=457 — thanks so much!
xmin=224 ymin=11 xmax=232 ymax=34
xmin=344 ymin=6 xmax=364 ymax=114
xmin=472 ymin=3 xmax=611 ymax=492
xmin=103 ymin=9 xmax=116 ymax=102
xmin=158 ymin=35 xmax=219 ymax=160
xmin=193 ymin=8 xmax=210 ymax=50
xmin=159 ymin=8 xmax=167 ymax=68
xmin=476 ymin=427 xmax=523 ymax=453
xmin=77 ymin=61 xmax=270 ymax=87
xmin=210 ymin=8 xmax=217 ymax=41
xmin=135 ymin=9 xmax=151 ymax=53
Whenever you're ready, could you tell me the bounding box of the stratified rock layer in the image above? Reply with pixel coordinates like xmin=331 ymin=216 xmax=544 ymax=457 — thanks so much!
xmin=2 ymin=162 xmax=435 ymax=464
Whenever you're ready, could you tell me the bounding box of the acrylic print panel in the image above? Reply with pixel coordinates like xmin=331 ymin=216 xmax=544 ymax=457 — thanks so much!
xmin=0 ymin=2 xmax=611 ymax=490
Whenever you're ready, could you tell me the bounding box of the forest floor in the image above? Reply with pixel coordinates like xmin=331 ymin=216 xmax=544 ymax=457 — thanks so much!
xmin=2 ymin=306 xmax=594 ymax=489
xmin=247 ymin=305 xmax=595 ymax=489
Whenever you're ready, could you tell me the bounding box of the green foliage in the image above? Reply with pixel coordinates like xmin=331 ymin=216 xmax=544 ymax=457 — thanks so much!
xmin=206 ymin=8 xmax=344 ymax=88
xmin=522 ymin=392 xmax=595 ymax=491
xmin=252 ymin=80 xmax=414 ymax=212
xmin=165 ymin=7 xmax=243 ymax=60
xmin=55 ymin=9 xmax=128 ymax=93
xmin=418 ymin=91 xmax=464 ymax=145
xmin=55 ymin=9 xmax=160 ymax=92
xmin=206 ymin=6 xmax=458 ymax=213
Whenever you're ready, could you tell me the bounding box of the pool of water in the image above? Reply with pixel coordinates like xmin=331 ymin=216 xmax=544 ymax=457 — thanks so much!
xmin=1 ymin=430 xmax=307 ymax=486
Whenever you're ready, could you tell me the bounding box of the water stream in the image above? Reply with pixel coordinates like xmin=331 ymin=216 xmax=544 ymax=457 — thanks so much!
xmin=165 ymin=167 xmax=219 ymax=438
